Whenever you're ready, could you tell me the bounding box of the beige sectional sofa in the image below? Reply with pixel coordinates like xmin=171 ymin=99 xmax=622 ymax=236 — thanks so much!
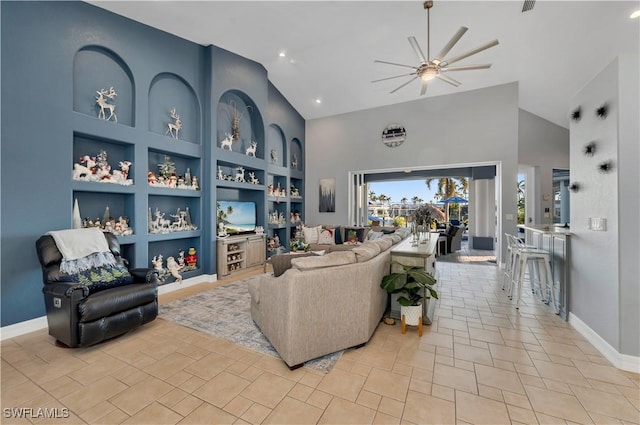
xmin=248 ymin=228 xmax=410 ymax=368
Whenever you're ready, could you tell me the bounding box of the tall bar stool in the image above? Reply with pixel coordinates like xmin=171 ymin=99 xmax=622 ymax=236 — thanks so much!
xmin=513 ymin=247 xmax=557 ymax=313
xmin=503 ymin=234 xmax=537 ymax=296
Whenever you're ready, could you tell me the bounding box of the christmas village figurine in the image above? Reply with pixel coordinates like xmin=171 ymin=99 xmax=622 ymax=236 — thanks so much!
xmin=234 ymin=166 xmax=246 ymax=182
xmin=290 ymin=211 xmax=301 ymax=224
xmin=96 ymin=87 xmax=117 ymax=122
xmin=148 ymin=155 xmax=199 ymax=190
xmin=245 ymin=141 xmax=257 ymax=157
xmin=248 ymin=172 xmax=259 ymax=185
xmin=80 ymin=205 xmax=133 ymax=236
xmin=185 ymin=247 xmax=197 ymax=270
xmin=290 ymin=184 xmax=301 ymax=198
xmin=218 ymin=222 xmax=229 ymax=238
xmin=72 ymin=150 xmax=133 ymax=185
xmin=165 ymin=107 xmax=182 ymax=139
xmin=148 ymin=207 xmax=197 ymax=234
xmin=268 ymin=210 xmax=286 ymax=225
xmin=267 ymin=235 xmax=281 ymax=252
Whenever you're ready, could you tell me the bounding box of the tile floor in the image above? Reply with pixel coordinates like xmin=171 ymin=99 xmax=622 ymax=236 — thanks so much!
xmin=2 ymin=260 xmax=639 ymax=424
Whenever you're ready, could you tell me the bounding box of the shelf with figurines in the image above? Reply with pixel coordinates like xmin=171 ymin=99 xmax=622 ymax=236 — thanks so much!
xmin=72 ymin=148 xmax=134 ymax=189
xmin=289 ymin=183 xmax=303 ymax=202
xmin=71 ymin=199 xmax=136 ymax=244
xmin=150 ymin=245 xmax=200 ymax=285
xmin=216 ymin=162 xmax=264 ymax=190
xmin=148 ymin=152 xmax=201 ymax=196
xmin=147 ymin=205 xmax=199 ymax=238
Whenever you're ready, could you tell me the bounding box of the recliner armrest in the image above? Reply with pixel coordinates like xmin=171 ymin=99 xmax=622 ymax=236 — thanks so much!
xmin=42 ymin=282 xmax=89 ymax=298
xmin=129 ymin=268 xmax=159 ymax=284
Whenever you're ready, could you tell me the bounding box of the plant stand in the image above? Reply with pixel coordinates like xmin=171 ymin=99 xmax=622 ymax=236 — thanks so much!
xmin=401 ymin=314 xmax=423 ymax=336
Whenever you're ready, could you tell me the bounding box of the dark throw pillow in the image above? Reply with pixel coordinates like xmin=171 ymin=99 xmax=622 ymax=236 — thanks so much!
xmin=74 ymin=264 xmax=134 ymax=294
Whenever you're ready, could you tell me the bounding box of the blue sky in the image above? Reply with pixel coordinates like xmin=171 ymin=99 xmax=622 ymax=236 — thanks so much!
xmin=369 ymin=179 xmax=438 ymax=204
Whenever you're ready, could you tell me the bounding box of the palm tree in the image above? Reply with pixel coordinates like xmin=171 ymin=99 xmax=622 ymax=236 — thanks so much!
xmin=426 ymin=177 xmax=468 ymax=221
xmin=517 ymin=179 xmax=525 ymax=224
xmin=369 ymin=190 xmax=377 ymax=203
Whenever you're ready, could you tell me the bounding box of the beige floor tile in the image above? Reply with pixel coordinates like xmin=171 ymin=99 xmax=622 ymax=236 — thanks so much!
xmin=240 ymin=402 xmax=271 ymax=424
xmin=93 ymin=406 xmax=130 ymax=424
xmin=158 ymin=388 xmax=189 ymax=408
xmin=183 ymin=352 xmax=235 ymax=380
xmin=432 ymin=363 xmax=478 ymax=395
xmin=378 ymin=396 xmax=405 ymax=418
xmin=318 ymin=397 xmax=376 ymax=425
xmin=298 ymin=371 xmax=324 ymax=389
xmin=478 ymin=383 xmax=504 ymax=402
xmin=570 ymin=384 xmax=639 ymax=423
xmin=363 ymin=368 xmax=410 ymax=402
xmin=356 ymin=390 xmax=382 ymax=410
xmin=419 ymin=332 xmax=454 ymax=350
xmin=317 ymin=368 xmax=366 ymax=402
xmin=476 ymin=363 xmax=525 ymax=394
xmin=108 ymin=374 xmax=173 ymax=416
xmin=453 ymin=342 xmax=493 ymax=366
xmin=307 ymin=390 xmax=333 ymax=410
xmin=531 ymin=358 xmax=591 ymax=387
xmin=455 ymin=390 xmax=511 ymax=424
xmin=143 ymin=352 xmax=196 ymax=380
xmin=525 ymin=385 xmax=593 ymax=424
xmin=192 ymin=371 xmax=250 ymax=408
xmin=121 ymin=401 xmax=182 ymax=424
xmin=373 ymin=411 xmax=401 ymax=425
xmin=178 ymin=375 xmax=207 ymax=393
xmin=60 ymin=376 xmax=128 ymax=415
xmin=396 ymin=347 xmax=435 ymax=370
xmin=507 ymin=404 xmax=540 ymax=424
xmin=357 ymin=346 xmax=398 ymax=370
xmin=263 ymin=396 xmax=323 ymax=424
xmin=288 ymin=382 xmax=315 ymax=402
xmin=409 ymin=377 xmax=432 ymax=395
xmin=469 ymin=327 xmax=506 ymax=345
xmin=431 ymin=384 xmax=455 ymax=402
xmin=572 ymin=360 xmax=637 ymax=388
xmin=171 ymin=394 xmax=204 ymax=417
xmin=180 ymin=402 xmax=237 ymax=425
xmin=241 ymin=371 xmax=296 ymax=408
xmin=223 ymin=395 xmax=254 ymax=417
xmin=437 ymin=317 xmax=469 ymax=332
xmin=402 ymin=390 xmax=455 ymax=425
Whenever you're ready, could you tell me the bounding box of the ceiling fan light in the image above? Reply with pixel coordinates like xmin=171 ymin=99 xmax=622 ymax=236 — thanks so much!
xmin=420 ymin=67 xmax=437 ymax=82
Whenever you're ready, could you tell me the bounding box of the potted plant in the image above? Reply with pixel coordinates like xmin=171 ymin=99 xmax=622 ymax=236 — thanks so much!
xmin=380 ymin=261 xmax=438 ymax=335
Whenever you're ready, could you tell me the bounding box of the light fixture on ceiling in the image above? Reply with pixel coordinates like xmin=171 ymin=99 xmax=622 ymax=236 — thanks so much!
xmin=278 ymin=51 xmax=286 ymax=58
xmin=372 ymin=1 xmax=499 ymax=96
xmin=631 ymin=9 xmax=640 ymax=19
xmin=314 ymin=98 xmax=322 ymax=104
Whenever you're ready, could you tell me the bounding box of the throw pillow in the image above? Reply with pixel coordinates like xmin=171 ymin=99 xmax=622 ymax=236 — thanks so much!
xmin=344 ymin=227 xmax=367 ymax=243
xmin=381 ymin=228 xmax=396 ymax=234
xmin=333 ymin=226 xmax=344 ymax=244
xmin=317 ymin=228 xmax=336 ymax=245
xmin=302 ymin=225 xmax=321 ymax=244
xmin=366 ymin=231 xmax=383 ymax=241
xmin=74 ymin=264 xmax=134 ymax=294
xmin=291 ymin=251 xmax=357 ymax=271
xmin=352 ymin=243 xmax=381 ymax=263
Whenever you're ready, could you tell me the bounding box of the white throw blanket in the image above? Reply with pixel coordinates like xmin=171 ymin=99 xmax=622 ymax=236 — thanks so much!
xmin=47 ymin=228 xmax=116 ymax=274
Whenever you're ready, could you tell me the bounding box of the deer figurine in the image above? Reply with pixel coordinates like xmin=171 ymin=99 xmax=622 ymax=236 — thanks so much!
xmin=165 ymin=107 xmax=182 ymax=139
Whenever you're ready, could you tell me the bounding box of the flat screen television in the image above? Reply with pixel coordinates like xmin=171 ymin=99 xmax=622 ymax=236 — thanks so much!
xmin=217 ymin=201 xmax=256 ymax=234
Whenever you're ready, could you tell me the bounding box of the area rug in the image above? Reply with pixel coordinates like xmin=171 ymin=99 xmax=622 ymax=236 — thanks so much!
xmin=159 ymin=274 xmax=342 ymax=373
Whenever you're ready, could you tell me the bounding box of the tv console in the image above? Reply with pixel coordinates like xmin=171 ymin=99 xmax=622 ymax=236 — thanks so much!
xmin=217 ymin=233 xmax=266 ymax=277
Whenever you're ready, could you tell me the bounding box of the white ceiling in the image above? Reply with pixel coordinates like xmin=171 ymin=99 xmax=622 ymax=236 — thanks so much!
xmin=90 ymin=1 xmax=639 ymax=128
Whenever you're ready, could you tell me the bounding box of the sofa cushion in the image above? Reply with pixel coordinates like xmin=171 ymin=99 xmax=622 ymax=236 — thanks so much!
xmin=343 ymin=227 xmax=369 ymax=243
xmin=302 ymin=225 xmax=322 ymax=243
xmin=291 ymin=251 xmax=356 ymax=271
xmin=366 ymin=231 xmax=384 ymax=241
xmin=370 ymin=238 xmax=393 ymax=252
xmin=317 ymin=228 xmax=336 ymax=245
xmin=388 ymin=234 xmax=402 ymax=244
xmin=351 ymin=242 xmax=381 ymax=263
xmin=270 ymin=252 xmax=316 ymax=277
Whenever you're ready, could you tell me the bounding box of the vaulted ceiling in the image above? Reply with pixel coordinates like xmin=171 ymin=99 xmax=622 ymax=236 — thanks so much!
xmin=91 ymin=1 xmax=639 ymax=128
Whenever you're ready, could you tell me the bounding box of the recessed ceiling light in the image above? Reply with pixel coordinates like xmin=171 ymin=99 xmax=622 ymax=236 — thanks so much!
xmin=278 ymin=51 xmax=286 ymax=58
xmin=315 ymin=98 xmax=322 ymax=104
xmin=631 ymin=9 xmax=640 ymax=19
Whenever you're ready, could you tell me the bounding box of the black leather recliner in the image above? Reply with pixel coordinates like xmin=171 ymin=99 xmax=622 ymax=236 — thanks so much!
xmin=35 ymin=232 xmax=158 ymax=348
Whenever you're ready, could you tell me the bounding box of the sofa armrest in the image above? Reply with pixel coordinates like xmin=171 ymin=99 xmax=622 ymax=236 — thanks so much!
xmin=42 ymin=281 xmax=89 ymax=298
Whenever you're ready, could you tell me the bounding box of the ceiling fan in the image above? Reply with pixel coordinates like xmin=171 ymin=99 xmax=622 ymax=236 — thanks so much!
xmin=372 ymin=1 xmax=499 ymax=95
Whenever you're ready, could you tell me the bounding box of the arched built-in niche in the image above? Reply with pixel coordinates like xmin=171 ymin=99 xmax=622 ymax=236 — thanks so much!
xmin=216 ymin=90 xmax=263 ymax=157
xmin=267 ymin=124 xmax=286 ymax=168
xmin=73 ymin=45 xmax=135 ymax=127
xmin=148 ymin=73 xmax=200 ymax=144
xmin=290 ymin=138 xmax=303 ymax=171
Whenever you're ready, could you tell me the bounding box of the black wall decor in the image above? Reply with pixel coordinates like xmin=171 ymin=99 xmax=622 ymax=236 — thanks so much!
xmin=569 ymin=182 xmax=581 ymax=192
xmin=571 ymin=106 xmax=582 ymax=122
xmin=583 ymin=141 xmax=597 ymax=156
xmin=596 ymin=103 xmax=609 ymax=119
xmin=598 ymin=160 xmax=614 ymax=173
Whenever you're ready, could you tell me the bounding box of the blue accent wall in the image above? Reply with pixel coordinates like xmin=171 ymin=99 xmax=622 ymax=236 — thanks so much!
xmin=0 ymin=1 xmax=305 ymax=327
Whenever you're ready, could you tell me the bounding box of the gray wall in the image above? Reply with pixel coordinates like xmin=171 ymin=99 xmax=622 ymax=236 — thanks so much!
xmin=570 ymin=55 xmax=639 ymax=357
xmin=518 ymin=109 xmax=570 ymax=223
xmin=306 ymin=83 xmax=520 ymax=259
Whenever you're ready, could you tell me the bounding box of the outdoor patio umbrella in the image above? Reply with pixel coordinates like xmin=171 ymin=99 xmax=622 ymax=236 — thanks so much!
xmin=441 ymin=196 xmax=468 ymax=221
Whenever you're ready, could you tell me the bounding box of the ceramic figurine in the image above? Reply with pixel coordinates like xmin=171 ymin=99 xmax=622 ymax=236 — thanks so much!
xmin=270 ymin=149 xmax=278 ymax=164
xmin=220 ymin=133 xmax=234 ymax=150
xmin=166 ymin=256 xmax=183 ymax=283
xmin=245 ymin=141 xmax=257 ymax=157
xmin=185 ymin=247 xmax=197 ymax=269
xmin=165 ymin=107 xmax=182 ymax=139
xmin=217 ymin=166 xmax=224 ymax=180
xmin=234 ymin=167 xmax=245 ymax=182
xmin=95 ymin=87 xmax=117 ymax=122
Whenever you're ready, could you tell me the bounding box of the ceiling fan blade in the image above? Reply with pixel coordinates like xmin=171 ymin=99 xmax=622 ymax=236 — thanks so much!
xmin=371 ymin=73 xmax=417 ymax=83
xmin=420 ymin=80 xmax=428 ymax=96
xmin=441 ymin=39 xmax=499 ymax=67
xmin=436 ymin=74 xmax=461 ymax=87
xmin=442 ymin=64 xmax=492 ymax=72
xmin=374 ymin=60 xmax=417 ymax=70
xmin=408 ymin=36 xmax=427 ymax=64
xmin=390 ymin=76 xmax=419 ymax=94
xmin=433 ymin=27 xmax=468 ymax=64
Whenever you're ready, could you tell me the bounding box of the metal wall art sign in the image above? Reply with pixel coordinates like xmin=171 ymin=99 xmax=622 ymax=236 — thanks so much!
xmin=381 ymin=124 xmax=406 ymax=148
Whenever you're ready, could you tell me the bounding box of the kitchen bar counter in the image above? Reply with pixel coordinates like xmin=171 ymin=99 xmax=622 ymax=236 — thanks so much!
xmin=517 ymin=224 xmax=571 ymax=320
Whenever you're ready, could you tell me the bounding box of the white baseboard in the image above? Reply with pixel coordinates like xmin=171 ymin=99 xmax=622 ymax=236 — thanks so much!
xmin=569 ymin=312 xmax=640 ymax=373
xmin=1 ymin=273 xmax=217 ymax=341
